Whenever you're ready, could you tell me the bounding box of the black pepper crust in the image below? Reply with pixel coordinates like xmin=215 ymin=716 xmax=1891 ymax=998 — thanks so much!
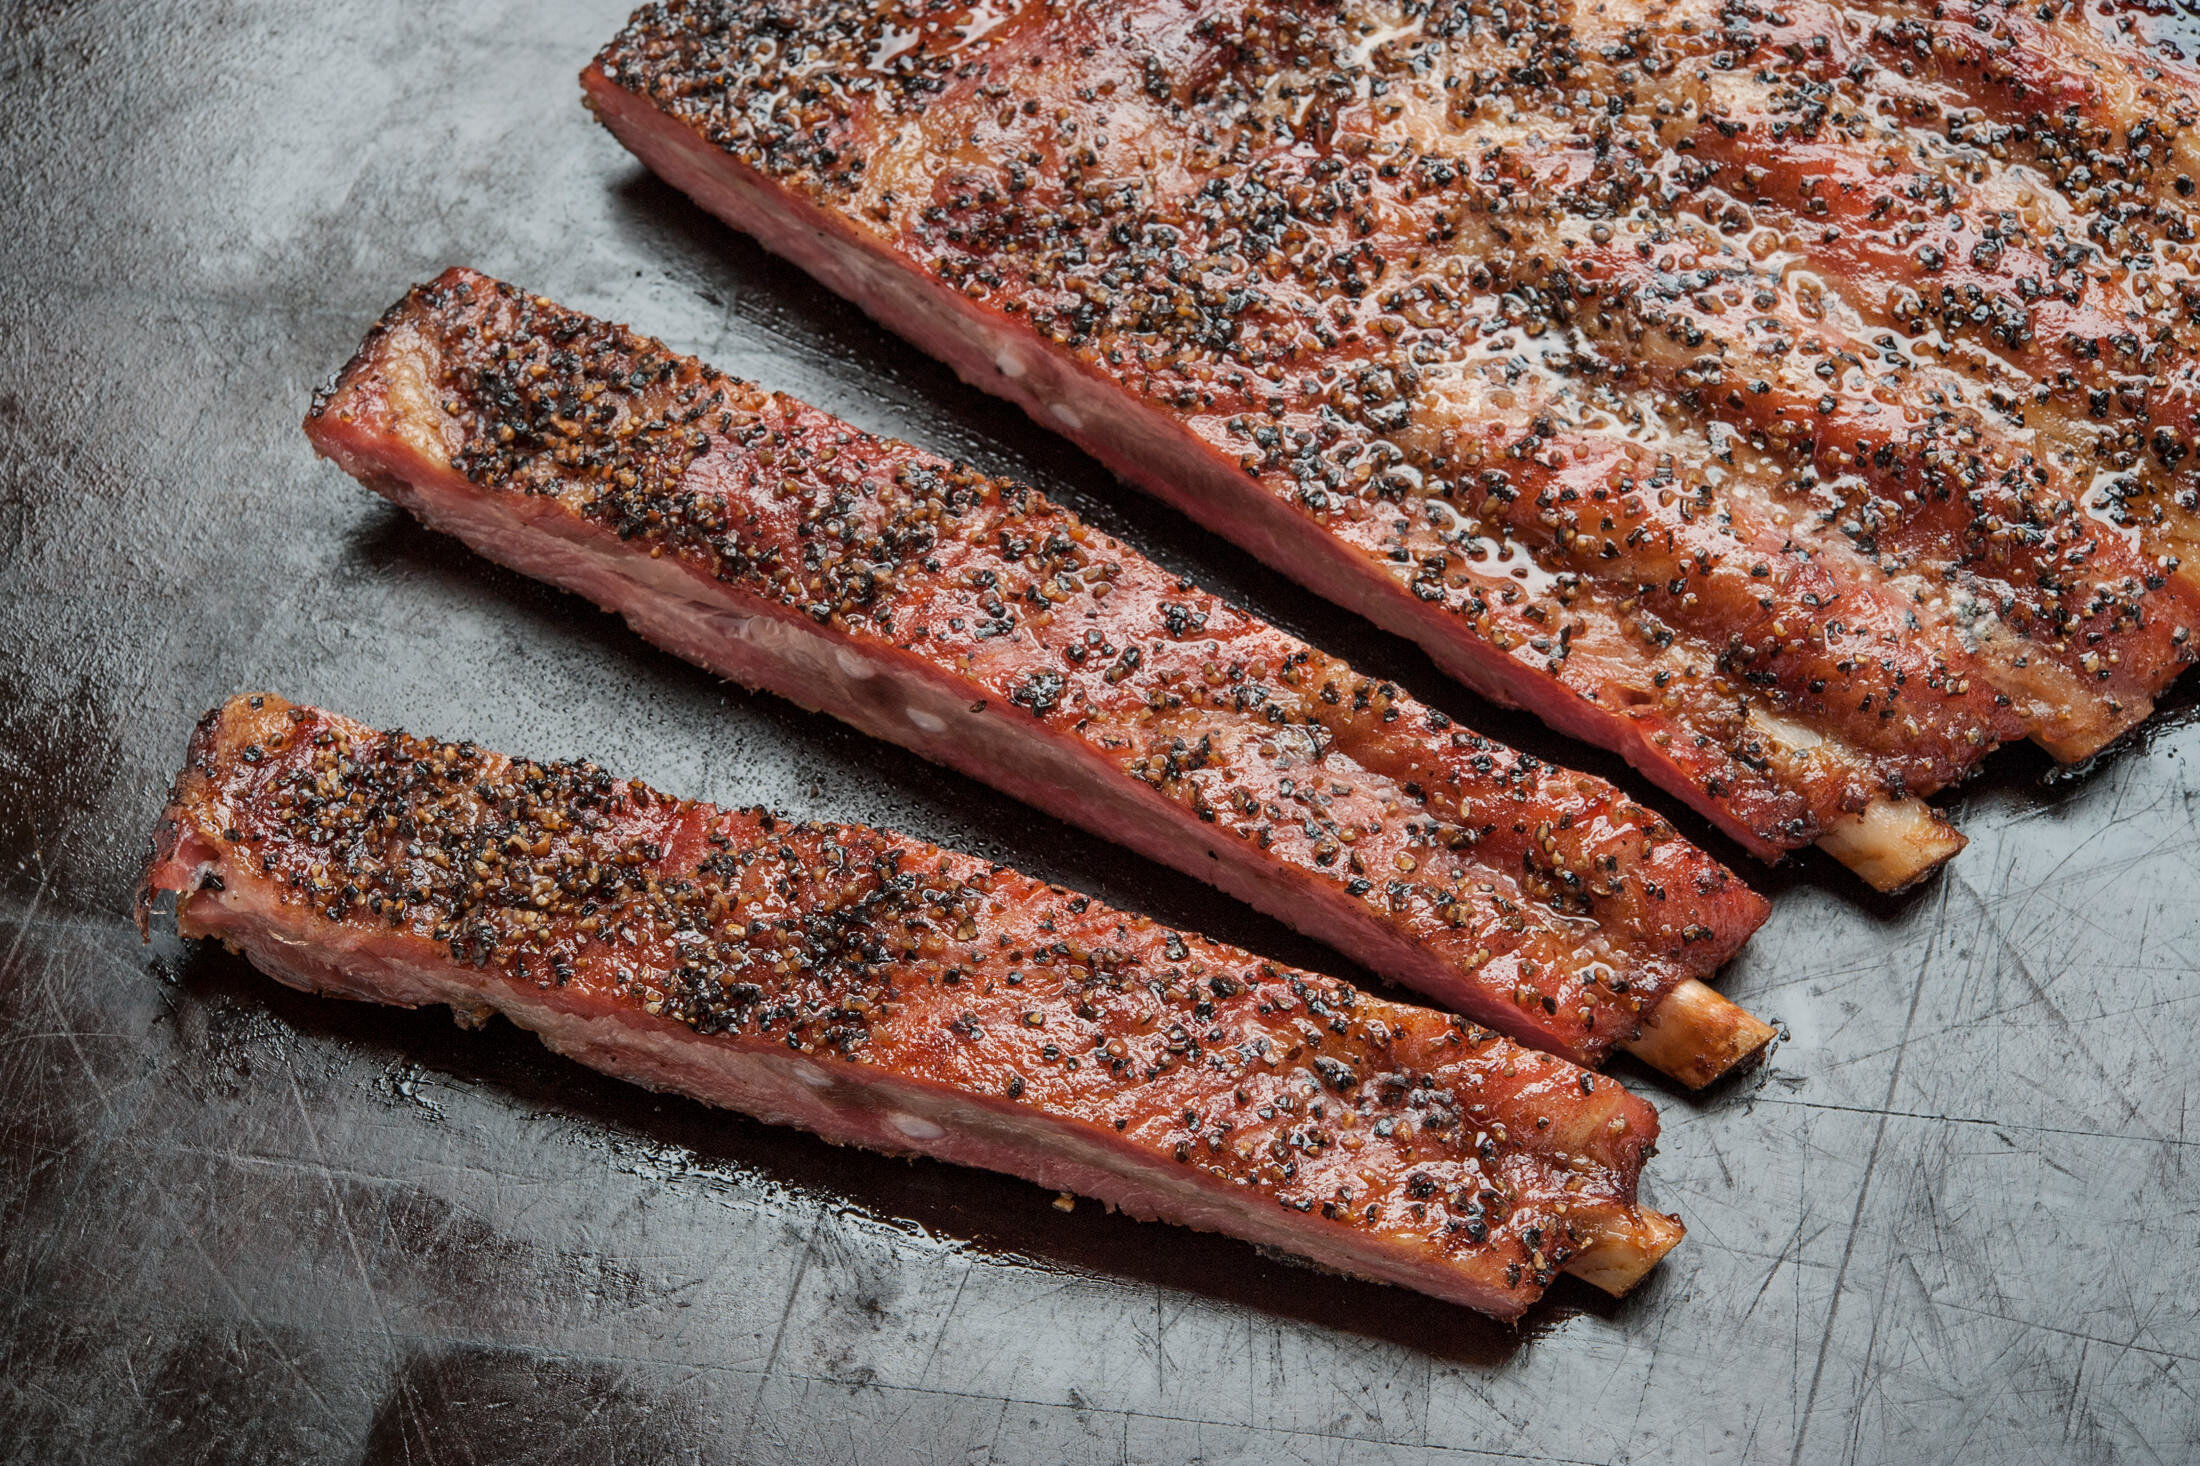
xmin=141 ymin=694 xmax=1677 ymax=1310
xmin=307 ymin=268 xmax=1770 ymax=1068
xmin=589 ymin=0 xmax=2200 ymax=857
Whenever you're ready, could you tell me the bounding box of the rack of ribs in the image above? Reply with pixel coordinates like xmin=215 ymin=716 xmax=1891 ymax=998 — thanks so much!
xmin=139 ymin=693 xmax=1686 ymax=1318
xmin=581 ymin=0 xmax=2200 ymax=889
xmin=306 ymin=268 xmax=1770 ymax=1083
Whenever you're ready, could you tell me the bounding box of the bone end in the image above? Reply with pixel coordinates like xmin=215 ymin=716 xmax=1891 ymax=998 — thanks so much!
xmin=1564 ymin=1207 xmax=1686 ymax=1297
xmin=1621 ymin=977 xmax=1777 ymax=1089
xmin=1816 ymin=798 xmax=1965 ymax=892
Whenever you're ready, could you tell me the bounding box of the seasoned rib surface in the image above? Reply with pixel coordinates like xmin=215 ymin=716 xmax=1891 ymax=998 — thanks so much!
xmin=306 ymin=269 xmax=1770 ymax=1080
xmin=584 ymin=0 xmax=2200 ymax=888
xmin=139 ymin=694 xmax=1684 ymax=1318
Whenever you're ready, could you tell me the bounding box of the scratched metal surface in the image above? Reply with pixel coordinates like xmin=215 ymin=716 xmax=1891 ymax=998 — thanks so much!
xmin=1 ymin=2 xmax=2196 ymax=1462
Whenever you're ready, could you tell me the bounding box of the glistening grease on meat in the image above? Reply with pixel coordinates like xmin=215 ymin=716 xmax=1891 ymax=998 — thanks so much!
xmin=582 ymin=0 xmax=2200 ymax=889
xmin=306 ymin=270 xmax=1770 ymax=1083
xmin=139 ymin=694 xmax=1685 ymax=1319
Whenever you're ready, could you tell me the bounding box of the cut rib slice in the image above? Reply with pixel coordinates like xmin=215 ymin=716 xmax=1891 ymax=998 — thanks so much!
xmin=582 ymin=0 xmax=2200 ymax=888
xmin=305 ymin=269 xmax=1771 ymax=1083
xmin=139 ymin=693 xmax=1684 ymax=1319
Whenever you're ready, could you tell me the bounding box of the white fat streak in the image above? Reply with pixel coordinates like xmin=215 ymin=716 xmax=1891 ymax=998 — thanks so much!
xmin=889 ymin=1112 xmax=946 ymax=1141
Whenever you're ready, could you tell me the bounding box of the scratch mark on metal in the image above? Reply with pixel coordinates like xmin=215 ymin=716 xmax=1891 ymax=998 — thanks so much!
xmin=1789 ymin=877 xmax=1949 ymax=1466
xmin=732 ymin=1207 xmax=826 ymax=1461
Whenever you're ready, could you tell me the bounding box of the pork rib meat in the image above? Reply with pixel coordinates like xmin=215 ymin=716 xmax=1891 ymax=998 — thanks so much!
xmin=306 ymin=269 xmax=1770 ymax=1081
xmin=140 ymin=693 xmax=1684 ymax=1319
xmin=582 ymin=0 xmax=2200 ymax=889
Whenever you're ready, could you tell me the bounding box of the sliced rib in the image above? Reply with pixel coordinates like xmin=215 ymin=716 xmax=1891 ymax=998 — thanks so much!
xmin=139 ymin=693 xmax=1684 ymax=1318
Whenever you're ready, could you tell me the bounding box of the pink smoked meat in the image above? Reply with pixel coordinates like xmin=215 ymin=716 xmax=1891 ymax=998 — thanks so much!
xmin=582 ymin=0 xmax=2200 ymax=891
xmin=140 ymin=693 xmax=1686 ymax=1319
xmin=306 ymin=269 xmax=1771 ymax=1083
